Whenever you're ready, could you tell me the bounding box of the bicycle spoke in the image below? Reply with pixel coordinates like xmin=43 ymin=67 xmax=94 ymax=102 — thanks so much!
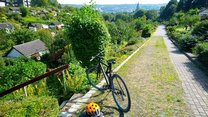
xmin=112 ymin=74 xmax=131 ymax=112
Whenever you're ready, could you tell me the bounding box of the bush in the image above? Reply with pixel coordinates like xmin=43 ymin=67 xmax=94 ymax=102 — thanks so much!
xmin=126 ymin=37 xmax=139 ymax=46
xmin=194 ymin=42 xmax=208 ymax=67
xmin=192 ymin=20 xmax=208 ymax=40
xmin=178 ymin=34 xmax=201 ymax=52
xmin=169 ymin=31 xmax=183 ymax=42
xmin=0 ymin=58 xmax=46 ymax=93
xmin=142 ymin=27 xmax=151 ymax=38
xmin=166 ymin=26 xmax=176 ymax=33
xmin=66 ymin=5 xmax=110 ymax=67
xmin=0 ymin=96 xmax=59 ymax=117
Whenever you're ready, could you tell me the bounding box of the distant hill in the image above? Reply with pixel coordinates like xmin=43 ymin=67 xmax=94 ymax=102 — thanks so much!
xmin=62 ymin=4 xmax=166 ymax=13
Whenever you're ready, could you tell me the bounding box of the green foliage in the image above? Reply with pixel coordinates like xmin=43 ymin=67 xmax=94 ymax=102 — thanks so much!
xmin=66 ymin=5 xmax=110 ymax=67
xmin=0 ymin=58 xmax=46 ymax=92
xmin=20 ymin=6 xmax=29 ymax=17
xmin=67 ymin=62 xmax=89 ymax=92
xmin=126 ymin=37 xmax=139 ymax=46
xmin=7 ymin=13 xmax=22 ymax=21
xmin=115 ymin=12 xmax=132 ymax=22
xmin=50 ymin=30 xmax=69 ymax=52
xmin=178 ymin=33 xmax=201 ymax=52
xmin=194 ymin=42 xmax=208 ymax=67
xmin=134 ymin=9 xmax=146 ymax=18
xmin=177 ymin=0 xmax=208 ymax=11
xmin=0 ymin=96 xmax=59 ymax=117
xmin=142 ymin=26 xmax=151 ymax=38
xmin=192 ymin=20 xmax=208 ymax=40
xmin=31 ymin=0 xmax=59 ymax=7
xmin=159 ymin=0 xmax=178 ymax=20
xmin=145 ymin=10 xmax=158 ymax=20
xmin=37 ymin=29 xmax=53 ymax=48
xmin=134 ymin=17 xmax=146 ymax=31
xmin=0 ymin=8 xmax=7 ymax=22
xmin=12 ymin=28 xmax=39 ymax=44
xmin=102 ymin=13 xmax=114 ymax=21
xmin=0 ymin=30 xmax=14 ymax=56
xmin=183 ymin=13 xmax=200 ymax=29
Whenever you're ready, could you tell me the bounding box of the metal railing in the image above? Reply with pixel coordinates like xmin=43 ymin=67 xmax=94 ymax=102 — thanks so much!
xmin=0 ymin=64 xmax=69 ymax=97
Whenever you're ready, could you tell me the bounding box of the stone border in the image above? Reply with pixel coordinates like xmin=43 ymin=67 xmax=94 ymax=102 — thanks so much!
xmin=59 ymin=38 xmax=151 ymax=117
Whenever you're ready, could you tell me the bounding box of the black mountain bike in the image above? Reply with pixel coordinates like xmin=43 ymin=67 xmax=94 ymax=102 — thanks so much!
xmin=86 ymin=50 xmax=131 ymax=112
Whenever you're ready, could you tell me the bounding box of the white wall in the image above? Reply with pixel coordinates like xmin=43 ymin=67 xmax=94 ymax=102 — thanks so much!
xmin=0 ymin=2 xmax=5 ymax=7
xmin=7 ymin=49 xmax=23 ymax=58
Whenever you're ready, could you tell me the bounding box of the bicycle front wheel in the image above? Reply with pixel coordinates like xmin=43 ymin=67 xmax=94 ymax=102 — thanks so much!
xmin=112 ymin=74 xmax=131 ymax=112
xmin=86 ymin=65 xmax=108 ymax=91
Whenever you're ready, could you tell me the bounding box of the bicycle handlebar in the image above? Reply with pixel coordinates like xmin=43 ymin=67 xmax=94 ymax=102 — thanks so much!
xmin=90 ymin=50 xmax=105 ymax=62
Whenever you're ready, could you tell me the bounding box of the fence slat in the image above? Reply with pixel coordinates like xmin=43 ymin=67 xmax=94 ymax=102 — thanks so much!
xmin=0 ymin=64 xmax=69 ymax=97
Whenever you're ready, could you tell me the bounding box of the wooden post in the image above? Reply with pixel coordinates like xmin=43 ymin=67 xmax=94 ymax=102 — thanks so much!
xmin=62 ymin=70 xmax=66 ymax=93
xmin=23 ymin=86 xmax=28 ymax=97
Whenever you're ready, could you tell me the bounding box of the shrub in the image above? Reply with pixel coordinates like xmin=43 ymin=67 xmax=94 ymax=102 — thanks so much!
xmin=194 ymin=42 xmax=208 ymax=67
xmin=166 ymin=26 xmax=176 ymax=33
xmin=126 ymin=37 xmax=139 ymax=46
xmin=0 ymin=58 xmax=46 ymax=93
xmin=178 ymin=34 xmax=201 ymax=52
xmin=192 ymin=20 xmax=208 ymax=40
xmin=0 ymin=96 xmax=59 ymax=117
xmin=142 ymin=27 xmax=151 ymax=38
xmin=66 ymin=5 xmax=110 ymax=67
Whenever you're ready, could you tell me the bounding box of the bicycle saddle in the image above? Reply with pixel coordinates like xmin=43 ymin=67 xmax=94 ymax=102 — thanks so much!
xmin=107 ymin=59 xmax=116 ymax=64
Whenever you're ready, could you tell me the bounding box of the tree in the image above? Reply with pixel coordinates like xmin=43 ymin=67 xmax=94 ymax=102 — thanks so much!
xmin=66 ymin=5 xmax=110 ymax=67
xmin=20 ymin=6 xmax=29 ymax=17
xmin=12 ymin=28 xmax=39 ymax=44
xmin=176 ymin=0 xmax=186 ymax=12
xmin=145 ymin=10 xmax=158 ymax=20
xmin=37 ymin=29 xmax=53 ymax=48
xmin=134 ymin=9 xmax=146 ymax=18
xmin=159 ymin=0 xmax=178 ymax=20
xmin=184 ymin=12 xmax=200 ymax=29
xmin=134 ymin=17 xmax=146 ymax=31
xmin=0 ymin=30 xmax=14 ymax=56
xmin=115 ymin=13 xmax=132 ymax=22
xmin=31 ymin=0 xmax=59 ymax=7
xmin=102 ymin=13 xmax=114 ymax=21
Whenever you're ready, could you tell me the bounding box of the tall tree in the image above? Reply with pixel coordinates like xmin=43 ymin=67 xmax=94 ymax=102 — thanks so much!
xmin=176 ymin=0 xmax=186 ymax=11
xmin=159 ymin=0 xmax=178 ymax=20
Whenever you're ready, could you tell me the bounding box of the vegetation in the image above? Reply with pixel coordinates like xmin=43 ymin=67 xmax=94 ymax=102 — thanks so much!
xmin=66 ymin=5 xmax=110 ymax=67
xmin=76 ymin=36 xmax=190 ymax=116
xmin=161 ymin=0 xmax=208 ymax=68
xmin=0 ymin=96 xmax=59 ymax=117
xmin=0 ymin=1 xmax=158 ymax=116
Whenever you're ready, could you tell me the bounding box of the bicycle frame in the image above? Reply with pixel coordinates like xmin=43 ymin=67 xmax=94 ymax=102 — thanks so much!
xmin=97 ymin=57 xmax=113 ymax=89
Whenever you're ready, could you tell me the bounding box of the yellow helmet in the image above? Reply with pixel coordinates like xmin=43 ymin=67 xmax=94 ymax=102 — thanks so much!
xmin=86 ymin=102 xmax=101 ymax=116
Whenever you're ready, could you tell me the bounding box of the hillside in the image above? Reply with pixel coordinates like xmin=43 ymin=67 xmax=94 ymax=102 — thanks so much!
xmin=63 ymin=4 xmax=166 ymax=13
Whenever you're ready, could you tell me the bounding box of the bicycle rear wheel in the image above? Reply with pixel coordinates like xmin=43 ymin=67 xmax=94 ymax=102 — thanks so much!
xmin=111 ymin=74 xmax=131 ymax=112
xmin=86 ymin=65 xmax=109 ymax=91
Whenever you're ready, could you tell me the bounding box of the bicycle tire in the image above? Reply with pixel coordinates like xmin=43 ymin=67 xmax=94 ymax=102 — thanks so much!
xmin=86 ymin=65 xmax=109 ymax=91
xmin=111 ymin=74 xmax=131 ymax=112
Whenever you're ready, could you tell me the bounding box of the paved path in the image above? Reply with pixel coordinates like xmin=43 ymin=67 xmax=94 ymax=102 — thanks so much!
xmin=156 ymin=25 xmax=208 ymax=117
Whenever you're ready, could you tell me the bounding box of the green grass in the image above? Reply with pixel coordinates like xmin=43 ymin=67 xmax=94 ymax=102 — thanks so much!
xmin=22 ymin=16 xmax=57 ymax=24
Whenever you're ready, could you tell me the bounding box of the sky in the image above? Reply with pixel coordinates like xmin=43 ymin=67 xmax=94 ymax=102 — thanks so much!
xmin=57 ymin=0 xmax=170 ymax=4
